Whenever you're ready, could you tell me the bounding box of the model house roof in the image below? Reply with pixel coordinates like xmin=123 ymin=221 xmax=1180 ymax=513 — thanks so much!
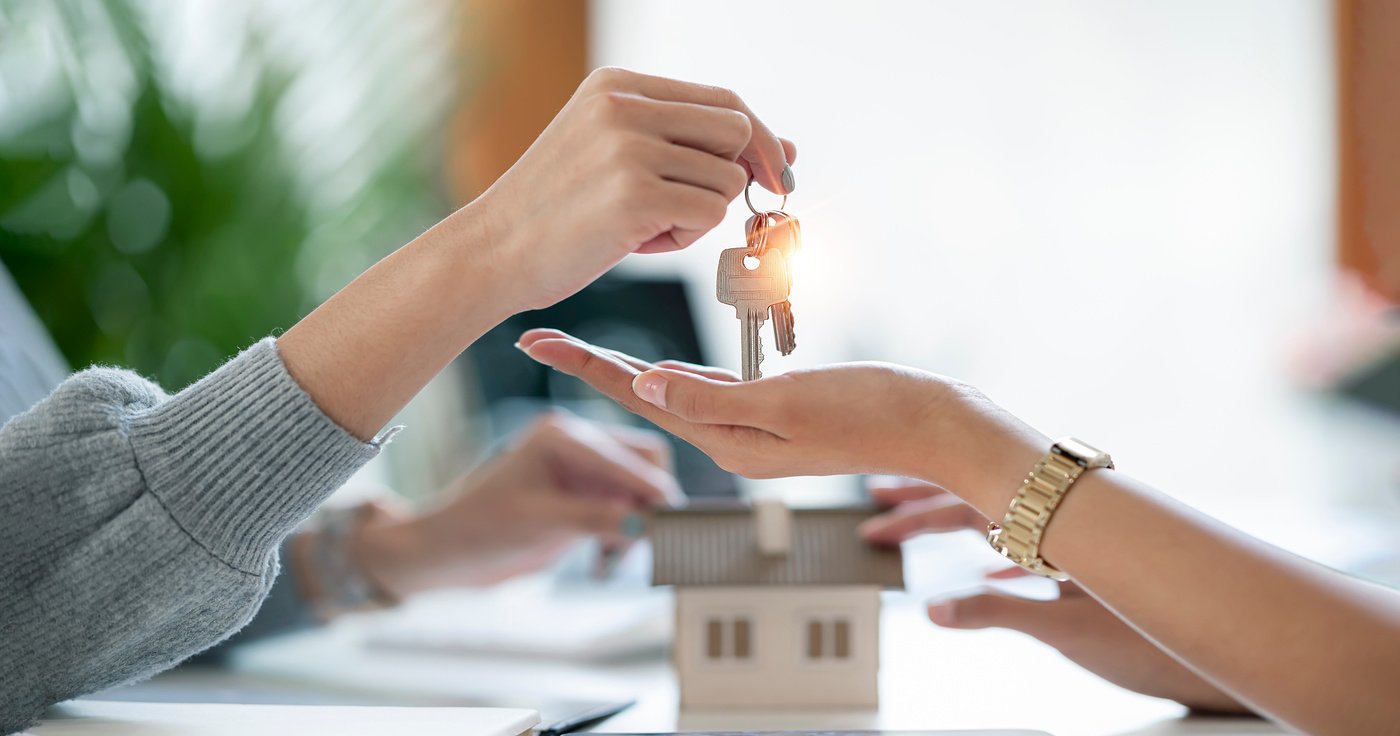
xmin=650 ymin=501 xmax=905 ymax=588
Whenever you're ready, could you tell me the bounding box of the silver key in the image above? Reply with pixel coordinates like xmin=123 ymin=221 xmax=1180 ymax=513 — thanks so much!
xmin=763 ymin=211 xmax=801 ymax=258
xmin=716 ymin=247 xmax=791 ymax=381
xmin=742 ymin=212 xmax=794 ymax=354
xmin=761 ymin=212 xmax=802 ymax=356
xmin=770 ymin=300 xmax=796 ymax=356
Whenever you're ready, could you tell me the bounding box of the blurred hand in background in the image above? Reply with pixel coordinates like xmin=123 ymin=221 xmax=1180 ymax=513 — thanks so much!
xmin=316 ymin=413 xmax=680 ymax=598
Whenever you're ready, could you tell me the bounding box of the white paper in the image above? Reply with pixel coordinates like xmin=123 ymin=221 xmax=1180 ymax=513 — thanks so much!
xmin=28 ymin=701 xmax=539 ymax=736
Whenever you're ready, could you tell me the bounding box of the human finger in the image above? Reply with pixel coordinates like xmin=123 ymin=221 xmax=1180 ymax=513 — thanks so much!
xmin=520 ymin=331 xmax=659 ymax=378
xmin=631 ymin=368 xmax=774 ymax=428
xmin=654 ymin=359 xmax=742 ymax=382
xmin=522 ymin=337 xmax=789 ymax=477
xmin=865 ymin=477 xmax=950 ymax=506
xmin=518 ymin=328 xmax=576 ymax=349
xmin=982 ymin=569 xmax=1087 ymax=602
xmin=648 ymin=137 xmax=749 ymax=199
xmin=551 ymin=494 xmax=637 ymax=540
xmin=779 ymin=138 xmax=797 ymax=165
xmin=985 ymin=566 xmax=1036 ymax=581
xmin=625 ymin=179 xmax=730 ymax=254
xmin=604 ymin=349 xmax=659 ymax=374
xmin=643 ymin=180 xmax=730 ymax=238
xmin=927 ymin=592 xmax=1075 ymax=638
xmin=622 ymin=95 xmax=754 ymax=160
xmin=598 ymin=68 xmax=793 ymax=194
xmin=598 ymin=422 xmax=677 ymax=474
xmin=737 ymin=137 xmax=798 ymax=192
xmin=859 ymin=493 xmax=984 ymax=544
xmin=521 ymin=337 xmax=695 ymax=437
xmin=520 ymin=330 xmax=657 ymax=375
xmin=549 ymin=421 xmax=681 ymax=507
xmin=634 ymin=231 xmax=686 ymax=254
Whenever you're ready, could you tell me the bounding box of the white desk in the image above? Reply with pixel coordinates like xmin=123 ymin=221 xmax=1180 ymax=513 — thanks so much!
xmin=99 ymin=598 xmax=1286 ymax=736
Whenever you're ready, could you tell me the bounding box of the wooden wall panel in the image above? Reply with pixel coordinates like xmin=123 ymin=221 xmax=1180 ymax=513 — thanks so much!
xmin=446 ymin=0 xmax=589 ymax=201
xmin=1336 ymin=0 xmax=1400 ymax=301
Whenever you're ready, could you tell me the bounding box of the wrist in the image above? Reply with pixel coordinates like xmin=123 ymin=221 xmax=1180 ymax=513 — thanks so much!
xmin=899 ymin=381 xmax=1050 ymax=518
xmin=275 ymin=197 xmax=524 ymax=440
xmin=292 ymin=504 xmax=405 ymax=619
xmin=455 ymin=182 xmax=568 ymax=315
xmin=351 ymin=515 xmax=437 ymax=600
xmin=424 ymin=197 xmax=528 ymax=319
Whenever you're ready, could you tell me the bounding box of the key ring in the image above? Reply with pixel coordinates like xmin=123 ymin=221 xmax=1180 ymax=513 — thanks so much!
xmin=743 ymin=177 xmax=787 ymax=216
xmin=745 ymin=213 xmax=770 ymax=258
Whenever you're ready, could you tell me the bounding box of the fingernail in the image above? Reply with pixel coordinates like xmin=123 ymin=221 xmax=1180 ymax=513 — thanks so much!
xmin=633 ymin=372 xmax=668 ymax=408
xmin=780 ymin=164 xmax=796 ymax=194
xmin=928 ymin=602 xmax=957 ymax=626
xmin=621 ymin=513 xmax=647 ymax=539
xmin=518 ymin=343 xmax=556 ymax=367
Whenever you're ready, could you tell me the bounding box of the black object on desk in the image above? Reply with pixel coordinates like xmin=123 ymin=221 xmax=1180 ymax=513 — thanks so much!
xmin=1336 ymin=347 xmax=1400 ymax=418
xmin=587 ymin=732 xmax=1051 ymax=736
xmin=536 ymin=699 xmax=635 ymax=736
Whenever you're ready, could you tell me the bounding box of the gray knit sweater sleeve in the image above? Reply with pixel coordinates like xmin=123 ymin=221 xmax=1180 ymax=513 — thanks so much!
xmin=0 ymin=338 xmax=380 ymax=733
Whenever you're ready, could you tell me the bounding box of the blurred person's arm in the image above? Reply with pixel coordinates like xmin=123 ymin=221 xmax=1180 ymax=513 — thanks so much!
xmin=204 ymin=412 xmax=680 ymax=654
xmin=516 ymin=330 xmax=1400 ymax=736
xmin=0 ymin=68 xmax=792 ymax=732
xmin=347 ymin=413 xmax=678 ymax=598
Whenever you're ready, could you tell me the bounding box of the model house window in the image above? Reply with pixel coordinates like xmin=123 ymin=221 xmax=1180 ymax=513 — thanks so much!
xmin=705 ymin=616 xmax=752 ymax=660
xmin=805 ymin=617 xmax=852 ymax=660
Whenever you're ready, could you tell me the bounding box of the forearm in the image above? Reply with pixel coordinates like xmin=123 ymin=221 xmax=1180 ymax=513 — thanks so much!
xmin=277 ymin=202 xmax=516 ymax=440
xmin=1040 ymin=474 xmax=1400 ymax=734
xmin=935 ymin=436 xmax=1400 ymax=735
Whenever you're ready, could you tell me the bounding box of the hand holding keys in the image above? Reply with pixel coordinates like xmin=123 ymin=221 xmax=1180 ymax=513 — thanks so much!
xmin=716 ymin=181 xmax=803 ymax=380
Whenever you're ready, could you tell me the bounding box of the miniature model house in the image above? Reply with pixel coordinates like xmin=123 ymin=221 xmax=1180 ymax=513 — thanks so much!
xmin=651 ymin=500 xmax=905 ymax=708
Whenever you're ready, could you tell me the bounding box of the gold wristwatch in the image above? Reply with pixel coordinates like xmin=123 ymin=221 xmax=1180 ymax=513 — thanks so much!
xmin=986 ymin=437 xmax=1112 ymax=581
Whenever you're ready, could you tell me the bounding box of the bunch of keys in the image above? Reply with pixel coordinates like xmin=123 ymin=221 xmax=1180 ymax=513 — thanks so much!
xmin=716 ymin=180 xmax=803 ymax=381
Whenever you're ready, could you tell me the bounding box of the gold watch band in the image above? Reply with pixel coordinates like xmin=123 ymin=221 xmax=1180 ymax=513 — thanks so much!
xmin=986 ymin=438 xmax=1112 ymax=581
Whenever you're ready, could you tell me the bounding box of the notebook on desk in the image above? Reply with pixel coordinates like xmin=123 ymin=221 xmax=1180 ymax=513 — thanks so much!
xmin=31 ymin=701 xmax=539 ymax=736
xmin=588 ymin=732 xmax=1051 ymax=736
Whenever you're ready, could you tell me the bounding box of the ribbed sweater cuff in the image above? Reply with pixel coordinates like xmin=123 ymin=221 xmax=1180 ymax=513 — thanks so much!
xmin=128 ymin=338 xmax=381 ymax=573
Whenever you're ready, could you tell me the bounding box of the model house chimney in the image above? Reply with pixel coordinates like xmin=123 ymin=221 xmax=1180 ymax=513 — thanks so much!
xmin=753 ymin=498 xmax=792 ymax=556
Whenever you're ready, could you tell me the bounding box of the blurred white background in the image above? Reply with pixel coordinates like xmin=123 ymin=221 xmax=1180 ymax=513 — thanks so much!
xmin=594 ymin=0 xmax=1400 ymax=557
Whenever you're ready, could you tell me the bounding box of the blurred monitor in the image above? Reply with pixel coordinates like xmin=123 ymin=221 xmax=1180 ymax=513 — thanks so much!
xmin=466 ymin=275 xmax=739 ymax=498
xmin=1337 ymin=347 xmax=1400 ymax=419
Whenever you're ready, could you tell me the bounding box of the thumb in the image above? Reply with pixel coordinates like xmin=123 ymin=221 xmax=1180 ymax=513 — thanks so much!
xmin=927 ymin=592 xmax=1072 ymax=639
xmin=631 ymin=368 xmax=764 ymax=426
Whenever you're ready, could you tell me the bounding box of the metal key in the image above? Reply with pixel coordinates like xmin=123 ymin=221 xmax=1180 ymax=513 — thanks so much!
xmin=742 ymin=212 xmax=796 ymax=356
xmin=770 ymin=300 xmax=797 ymax=356
xmin=763 ymin=211 xmax=801 ymax=258
xmin=761 ymin=212 xmax=802 ymax=356
xmin=716 ymin=247 xmax=791 ymax=381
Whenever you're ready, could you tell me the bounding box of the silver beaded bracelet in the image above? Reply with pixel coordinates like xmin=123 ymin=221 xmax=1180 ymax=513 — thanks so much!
xmin=307 ymin=504 xmax=397 ymax=618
